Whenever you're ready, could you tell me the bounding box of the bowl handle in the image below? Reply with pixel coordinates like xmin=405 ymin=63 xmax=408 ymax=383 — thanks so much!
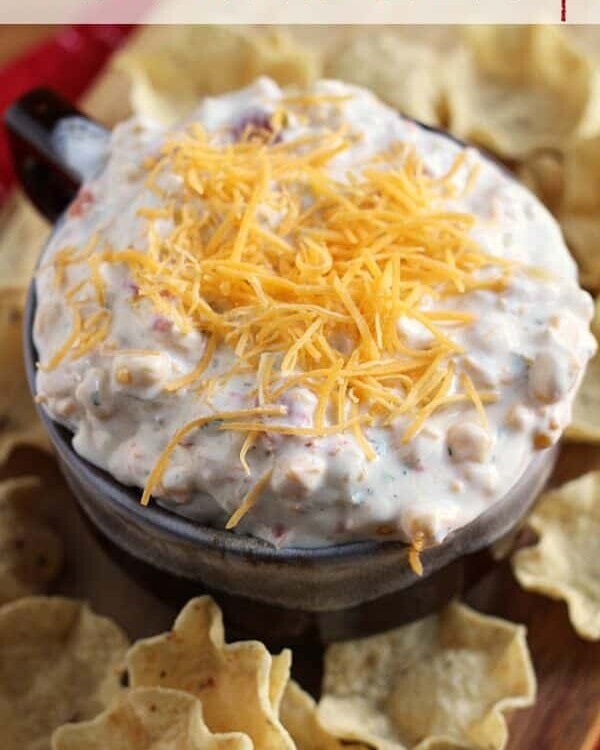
xmin=4 ymin=88 xmax=108 ymax=222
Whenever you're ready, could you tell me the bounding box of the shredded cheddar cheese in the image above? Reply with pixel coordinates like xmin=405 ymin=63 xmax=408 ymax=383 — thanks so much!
xmin=46 ymin=97 xmax=511 ymax=514
xmin=163 ymin=333 xmax=217 ymax=392
xmin=460 ymin=371 xmax=489 ymax=429
xmin=226 ymin=468 xmax=273 ymax=529
xmin=39 ymin=303 xmax=83 ymax=372
xmin=408 ymin=531 xmax=426 ymax=576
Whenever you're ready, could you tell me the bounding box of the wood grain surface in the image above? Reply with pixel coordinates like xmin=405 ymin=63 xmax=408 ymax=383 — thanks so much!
xmin=0 ymin=24 xmax=599 ymax=750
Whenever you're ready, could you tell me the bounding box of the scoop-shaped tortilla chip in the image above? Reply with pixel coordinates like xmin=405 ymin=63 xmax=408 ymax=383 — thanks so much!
xmin=0 ymin=596 xmax=129 ymax=750
xmin=0 ymin=477 xmax=63 ymax=605
xmin=565 ymin=295 xmax=600 ymax=441
xmin=325 ymin=34 xmax=442 ymax=126
xmin=127 ymin=596 xmax=294 ymax=750
xmin=116 ymin=26 xmax=320 ymax=125
xmin=565 ymin=353 xmax=600 ymax=443
xmin=0 ymin=289 xmax=49 ymax=462
xmin=446 ymin=27 xmax=600 ymax=158
xmin=281 ymin=680 xmax=365 ymax=750
xmin=317 ymin=601 xmax=536 ymax=750
xmin=512 ymin=472 xmax=600 ymax=640
xmin=52 ymin=687 xmax=253 ymax=750
xmin=516 ymin=149 xmax=564 ymax=215
xmin=561 ymin=215 xmax=600 ymax=291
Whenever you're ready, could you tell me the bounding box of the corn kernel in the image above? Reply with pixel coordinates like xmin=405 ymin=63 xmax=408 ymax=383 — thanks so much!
xmin=533 ymin=431 xmax=553 ymax=449
xmin=116 ymin=367 xmax=133 ymax=385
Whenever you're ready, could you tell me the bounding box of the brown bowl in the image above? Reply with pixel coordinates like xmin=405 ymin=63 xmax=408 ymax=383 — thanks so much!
xmin=9 ymin=88 xmax=558 ymax=641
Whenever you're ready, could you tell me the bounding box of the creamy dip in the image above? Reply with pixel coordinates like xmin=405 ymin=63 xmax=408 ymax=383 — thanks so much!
xmin=34 ymin=78 xmax=596 ymax=549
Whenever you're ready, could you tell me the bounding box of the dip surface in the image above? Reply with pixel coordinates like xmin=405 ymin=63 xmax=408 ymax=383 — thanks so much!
xmin=34 ymin=78 xmax=596 ymax=548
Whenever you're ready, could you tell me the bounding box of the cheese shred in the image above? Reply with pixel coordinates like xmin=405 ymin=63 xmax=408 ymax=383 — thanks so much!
xmin=226 ymin=468 xmax=273 ymax=529
xmin=408 ymin=531 xmax=426 ymax=576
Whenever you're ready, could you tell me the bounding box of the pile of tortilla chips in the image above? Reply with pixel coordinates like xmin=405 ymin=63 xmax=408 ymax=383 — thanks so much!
xmin=0 ymin=595 xmax=537 ymax=750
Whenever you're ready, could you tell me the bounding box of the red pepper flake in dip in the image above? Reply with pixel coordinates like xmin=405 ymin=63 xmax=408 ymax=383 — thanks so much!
xmin=67 ymin=187 xmax=95 ymax=218
xmin=34 ymin=78 xmax=596 ymax=549
xmin=152 ymin=317 xmax=173 ymax=333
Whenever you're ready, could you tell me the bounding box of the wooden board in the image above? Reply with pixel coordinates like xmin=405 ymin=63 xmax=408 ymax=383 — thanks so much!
xmin=1 ymin=25 xmax=599 ymax=750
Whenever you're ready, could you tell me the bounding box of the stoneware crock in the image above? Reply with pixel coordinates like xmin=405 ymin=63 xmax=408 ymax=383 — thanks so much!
xmin=5 ymin=88 xmax=558 ymax=642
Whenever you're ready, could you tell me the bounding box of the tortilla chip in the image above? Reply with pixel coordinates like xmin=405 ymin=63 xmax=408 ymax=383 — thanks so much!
xmin=249 ymin=31 xmax=320 ymax=90
xmin=560 ymin=135 xmax=600 ymax=213
xmin=512 ymin=472 xmax=600 ymax=640
xmin=52 ymin=687 xmax=253 ymax=750
xmin=517 ymin=135 xmax=600 ymax=291
xmin=0 ymin=596 xmax=129 ymax=750
xmin=281 ymin=680 xmax=365 ymax=750
xmin=565 ymin=353 xmax=600 ymax=443
xmin=0 ymin=289 xmax=50 ymax=462
xmin=564 ymin=294 xmax=600 ymax=442
xmin=0 ymin=477 xmax=63 ymax=604
xmin=489 ymin=524 xmax=523 ymax=562
xmin=561 ymin=215 xmax=600 ymax=291
xmin=556 ymin=136 xmax=600 ymax=291
xmin=317 ymin=601 xmax=536 ymax=750
xmin=325 ymin=34 xmax=442 ymax=126
xmin=0 ymin=192 xmax=49 ymax=290
xmin=269 ymin=649 xmax=292 ymax=712
xmin=516 ymin=150 xmax=564 ymax=214
xmin=116 ymin=26 xmax=320 ymax=125
xmin=446 ymin=27 xmax=600 ymax=158
xmin=127 ymin=596 xmax=294 ymax=750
